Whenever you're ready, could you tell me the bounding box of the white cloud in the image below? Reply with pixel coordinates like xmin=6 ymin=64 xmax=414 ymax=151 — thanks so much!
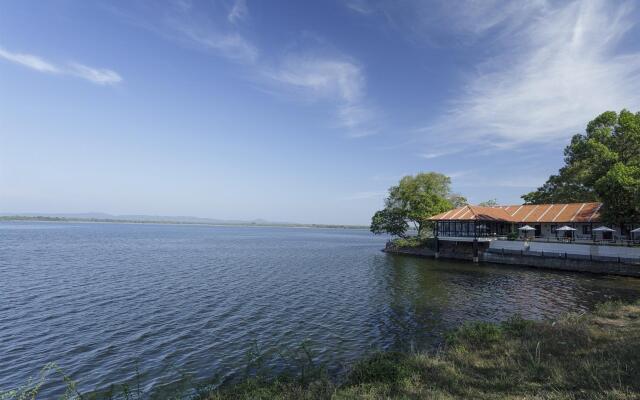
xmin=182 ymin=28 xmax=258 ymax=63
xmin=118 ymin=0 xmax=258 ymax=64
xmin=344 ymin=0 xmax=373 ymax=15
xmin=266 ymin=55 xmax=377 ymax=135
xmin=228 ymin=0 xmax=248 ymax=23
xmin=444 ymin=170 xmax=471 ymax=179
xmin=68 ymin=63 xmax=122 ymax=85
xmin=421 ymin=0 xmax=640 ymax=146
xmin=268 ymin=57 xmax=363 ymax=102
xmin=0 ymin=46 xmax=122 ymax=86
xmin=0 ymin=47 xmax=60 ymax=74
xmin=109 ymin=1 xmax=377 ymax=136
xmin=419 ymin=150 xmax=460 ymax=159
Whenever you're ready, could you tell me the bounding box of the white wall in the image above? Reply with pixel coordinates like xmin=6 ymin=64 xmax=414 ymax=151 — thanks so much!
xmin=490 ymin=240 xmax=640 ymax=259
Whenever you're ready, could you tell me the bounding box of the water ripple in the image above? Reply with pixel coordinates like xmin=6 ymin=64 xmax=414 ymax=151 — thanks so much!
xmin=1 ymin=222 xmax=639 ymax=397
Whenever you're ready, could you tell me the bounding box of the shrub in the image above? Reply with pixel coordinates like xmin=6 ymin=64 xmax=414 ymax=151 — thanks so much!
xmin=391 ymin=236 xmax=433 ymax=249
xmin=447 ymin=322 xmax=503 ymax=347
xmin=346 ymin=353 xmax=408 ymax=385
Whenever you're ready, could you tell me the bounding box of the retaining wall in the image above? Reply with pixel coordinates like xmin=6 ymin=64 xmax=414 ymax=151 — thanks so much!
xmin=482 ymin=251 xmax=640 ymax=277
xmin=383 ymin=240 xmax=640 ymax=278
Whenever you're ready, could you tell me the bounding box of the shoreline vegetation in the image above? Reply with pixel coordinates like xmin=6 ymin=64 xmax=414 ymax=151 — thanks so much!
xmin=4 ymin=301 xmax=639 ymax=399
xmin=0 ymin=216 xmax=368 ymax=230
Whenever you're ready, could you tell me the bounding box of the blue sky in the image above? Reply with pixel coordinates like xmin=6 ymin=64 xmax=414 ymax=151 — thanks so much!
xmin=2 ymin=0 xmax=640 ymax=225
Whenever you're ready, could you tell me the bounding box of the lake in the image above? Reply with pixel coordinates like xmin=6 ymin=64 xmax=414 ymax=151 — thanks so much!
xmin=2 ymin=222 xmax=640 ymax=397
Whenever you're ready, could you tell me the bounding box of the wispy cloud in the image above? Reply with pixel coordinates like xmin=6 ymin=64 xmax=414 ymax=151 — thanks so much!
xmin=265 ymin=54 xmax=377 ymax=136
xmin=68 ymin=62 xmax=122 ymax=85
xmin=345 ymin=0 xmax=546 ymax=45
xmin=419 ymin=150 xmax=459 ymax=160
xmin=0 ymin=47 xmax=60 ymax=73
xmin=419 ymin=0 xmax=640 ymax=146
xmin=228 ymin=0 xmax=248 ymax=23
xmin=109 ymin=0 xmax=378 ymax=136
xmin=0 ymin=46 xmax=121 ymax=85
xmin=444 ymin=170 xmax=471 ymax=179
xmin=179 ymin=27 xmax=259 ymax=63
xmin=344 ymin=0 xmax=373 ymax=15
xmin=172 ymin=0 xmax=256 ymax=62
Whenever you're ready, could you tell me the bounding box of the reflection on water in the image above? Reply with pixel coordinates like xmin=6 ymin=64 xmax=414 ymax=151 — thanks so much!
xmin=1 ymin=222 xmax=639 ymax=396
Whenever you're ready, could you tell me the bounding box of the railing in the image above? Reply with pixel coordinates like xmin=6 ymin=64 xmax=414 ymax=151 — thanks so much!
xmin=486 ymin=247 xmax=640 ymax=265
xmin=515 ymin=236 xmax=640 ymax=247
xmin=437 ymin=233 xmax=511 ymax=238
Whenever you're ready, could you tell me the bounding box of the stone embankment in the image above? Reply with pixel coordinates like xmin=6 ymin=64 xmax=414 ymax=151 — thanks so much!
xmin=383 ymin=240 xmax=640 ymax=278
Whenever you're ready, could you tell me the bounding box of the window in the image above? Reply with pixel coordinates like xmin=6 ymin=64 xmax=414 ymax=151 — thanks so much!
xmin=582 ymin=225 xmax=592 ymax=235
xmin=550 ymin=225 xmax=557 ymax=233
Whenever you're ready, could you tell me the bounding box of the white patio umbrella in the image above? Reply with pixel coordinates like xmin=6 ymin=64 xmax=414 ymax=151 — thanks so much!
xmin=592 ymin=226 xmax=615 ymax=232
xmin=630 ymin=227 xmax=640 ymax=239
xmin=592 ymin=226 xmax=615 ymax=241
xmin=518 ymin=225 xmax=535 ymax=239
xmin=556 ymin=225 xmax=576 ymax=240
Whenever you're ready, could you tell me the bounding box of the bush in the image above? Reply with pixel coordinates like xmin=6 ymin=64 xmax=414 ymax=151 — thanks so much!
xmin=391 ymin=237 xmax=437 ymax=250
xmin=447 ymin=322 xmax=503 ymax=347
xmin=501 ymin=315 xmax=535 ymax=336
xmin=346 ymin=353 xmax=408 ymax=385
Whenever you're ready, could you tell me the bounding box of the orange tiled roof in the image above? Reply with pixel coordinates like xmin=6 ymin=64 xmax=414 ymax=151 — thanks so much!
xmin=428 ymin=203 xmax=602 ymax=223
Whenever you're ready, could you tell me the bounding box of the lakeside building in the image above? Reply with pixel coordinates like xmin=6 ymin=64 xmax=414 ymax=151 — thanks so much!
xmin=429 ymin=202 xmax=637 ymax=242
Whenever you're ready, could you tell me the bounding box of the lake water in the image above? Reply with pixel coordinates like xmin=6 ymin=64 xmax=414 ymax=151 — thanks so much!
xmin=2 ymin=222 xmax=640 ymax=397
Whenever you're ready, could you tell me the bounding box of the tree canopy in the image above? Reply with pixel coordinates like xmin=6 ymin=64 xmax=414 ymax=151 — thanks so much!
xmin=478 ymin=199 xmax=498 ymax=207
xmin=370 ymin=172 xmax=457 ymax=237
xmin=522 ymin=110 xmax=640 ymax=225
xmin=370 ymin=208 xmax=408 ymax=238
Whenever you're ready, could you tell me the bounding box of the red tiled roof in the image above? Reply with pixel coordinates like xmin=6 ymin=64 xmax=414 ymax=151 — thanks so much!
xmin=429 ymin=203 xmax=602 ymax=223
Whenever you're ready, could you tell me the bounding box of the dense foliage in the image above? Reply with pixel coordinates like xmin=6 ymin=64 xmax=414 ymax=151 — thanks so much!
xmin=522 ymin=110 xmax=640 ymax=226
xmin=370 ymin=172 xmax=459 ymax=238
xmin=369 ymin=208 xmax=408 ymax=238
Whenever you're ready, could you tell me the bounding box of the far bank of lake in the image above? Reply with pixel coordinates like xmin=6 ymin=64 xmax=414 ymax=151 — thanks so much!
xmin=2 ymin=222 xmax=640 ymax=397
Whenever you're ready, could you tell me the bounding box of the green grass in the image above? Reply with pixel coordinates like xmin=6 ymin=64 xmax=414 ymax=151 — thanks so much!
xmin=390 ymin=237 xmax=436 ymax=250
xmin=3 ymin=301 xmax=640 ymax=399
xmin=207 ymin=301 xmax=640 ymax=399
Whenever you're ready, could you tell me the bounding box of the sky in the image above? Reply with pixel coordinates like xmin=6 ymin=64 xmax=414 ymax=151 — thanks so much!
xmin=1 ymin=0 xmax=640 ymax=225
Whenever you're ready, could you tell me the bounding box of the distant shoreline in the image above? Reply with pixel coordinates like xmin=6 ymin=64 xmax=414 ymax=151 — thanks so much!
xmin=0 ymin=215 xmax=369 ymax=230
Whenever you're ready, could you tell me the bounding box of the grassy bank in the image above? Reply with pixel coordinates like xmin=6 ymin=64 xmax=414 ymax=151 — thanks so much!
xmin=3 ymin=301 xmax=639 ymax=399
xmin=208 ymin=301 xmax=640 ymax=399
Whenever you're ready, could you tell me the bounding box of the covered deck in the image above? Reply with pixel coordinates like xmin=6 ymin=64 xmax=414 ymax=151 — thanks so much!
xmin=431 ymin=205 xmax=515 ymax=241
xmin=434 ymin=220 xmax=512 ymax=240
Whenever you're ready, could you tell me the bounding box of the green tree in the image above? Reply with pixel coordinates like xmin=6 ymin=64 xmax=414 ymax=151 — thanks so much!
xmin=594 ymin=163 xmax=640 ymax=227
xmin=478 ymin=199 xmax=498 ymax=207
xmin=370 ymin=172 xmax=455 ymax=237
xmin=448 ymin=193 xmax=469 ymax=208
xmin=522 ymin=109 xmax=640 ymax=224
xmin=370 ymin=208 xmax=409 ymax=237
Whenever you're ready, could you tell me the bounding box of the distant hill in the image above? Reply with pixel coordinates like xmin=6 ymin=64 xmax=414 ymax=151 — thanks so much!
xmin=0 ymin=212 xmax=367 ymax=229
